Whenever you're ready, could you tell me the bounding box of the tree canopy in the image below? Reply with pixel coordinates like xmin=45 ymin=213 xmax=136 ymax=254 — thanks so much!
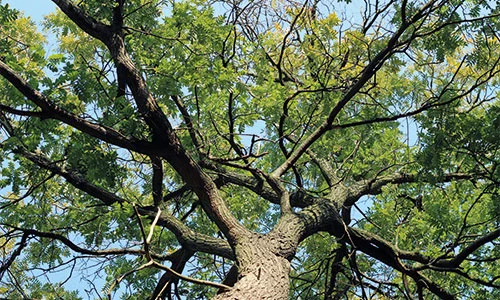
xmin=0 ymin=0 xmax=499 ymax=299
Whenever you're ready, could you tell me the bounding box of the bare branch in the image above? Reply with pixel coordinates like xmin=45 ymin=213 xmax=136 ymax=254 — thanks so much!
xmin=151 ymin=156 xmax=164 ymax=207
xmin=52 ymin=0 xmax=247 ymax=243
xmin=1 ymin=225 xmax=171 ymax=261
xmin=435 ymin=229 xmax=500 ymax=269
xmin=346 ymin=172 xmax=477 ymax=207
xmin=0 ymin=60 xmax=157 ymax=155
xmin=52 ymin=0 xmax=111 ymax=40
xmin=152 ymin=260 xmax=232 ymax=292
xmin=6 ymin=147 xmax=234 ymax=261
xmin=271 ymin=1 xmax=434 ymax=178
xmin=0 ymin=232 xmax=28 ymax=281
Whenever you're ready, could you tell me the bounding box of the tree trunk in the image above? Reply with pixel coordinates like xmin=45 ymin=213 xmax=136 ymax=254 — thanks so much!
xmin=213 ymin=234 xmax=292 ymax=300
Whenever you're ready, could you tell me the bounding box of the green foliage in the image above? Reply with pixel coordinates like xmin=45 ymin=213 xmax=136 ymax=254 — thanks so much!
xmin=0 ymin=0 xmax=499 ymax=299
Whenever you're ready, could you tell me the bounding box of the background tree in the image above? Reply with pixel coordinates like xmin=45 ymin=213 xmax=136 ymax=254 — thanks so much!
xmin=0 ymin=0 xmax=499 ymax=299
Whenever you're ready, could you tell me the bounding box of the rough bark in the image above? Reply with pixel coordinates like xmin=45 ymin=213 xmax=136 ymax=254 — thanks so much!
xmin=214 ymin=234 xmax=293 ymax=300
xmin=213 ymin=214 xmax=311 ymax=299
xmin=0 ymin=2 xmax=495 ymax=299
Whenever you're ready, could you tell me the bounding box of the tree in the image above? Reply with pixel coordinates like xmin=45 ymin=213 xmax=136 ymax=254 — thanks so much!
xmin=0 ymin=0 xmax=499 ymax=298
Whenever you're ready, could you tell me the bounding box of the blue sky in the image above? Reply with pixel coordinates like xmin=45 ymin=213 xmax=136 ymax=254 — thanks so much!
xmin=0 ymin=1 xmax=418 ymax=298
xmin=1 ymin=2 xmax=111 ymax=297
xmin=5 ymin=0 xmax=56 ymax=23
